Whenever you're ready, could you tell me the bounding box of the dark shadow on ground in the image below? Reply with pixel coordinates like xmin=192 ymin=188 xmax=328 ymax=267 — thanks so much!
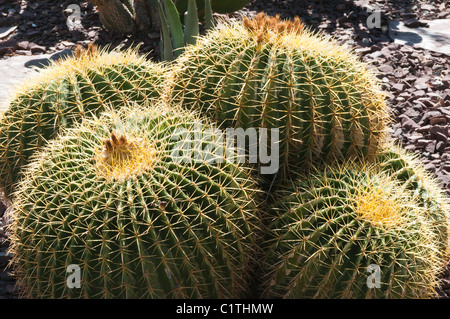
xmin=23 ymin=48 xmax=74 ymax=69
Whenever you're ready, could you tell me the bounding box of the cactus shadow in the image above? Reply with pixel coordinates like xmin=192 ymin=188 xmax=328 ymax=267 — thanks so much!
xmin=23 ymin=49 xmax=74 ymax=70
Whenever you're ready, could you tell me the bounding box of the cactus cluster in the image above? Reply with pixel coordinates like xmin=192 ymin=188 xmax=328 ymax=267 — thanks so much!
xmin=2 ymin=12 xmax=449 ymax=300
xmin=0 ymin=44 xmax=166 ymax=194
xmin=9 ymin=105 xmax=259 ymax=299
xmin=169 ymin=12 xmax=390 ymax=181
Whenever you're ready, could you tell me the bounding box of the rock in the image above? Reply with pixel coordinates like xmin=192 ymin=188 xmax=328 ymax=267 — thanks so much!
xmin=30 ymin=44 xmax=46 ymax=54
xmin=419 ymin=111 xmax=443 ymax=125
xmin=25 ymin=30 xmax=40 ymax=37
xmin=0 ymin=25 xmax=17 ymax=39
xmin=392 ymin=83 xmax=405 ymax=91
xmin=16 ymin=40 xmax=29 ymax=50
xmin=424 ymin=162 xmax=436 ymax=171
xmin=430 ymin=79 xmax=447 ymax=90
xmin=421 ymin=4 xmax=435 ymax=11
xmin=429 ymin=116 xmax=447 ymax=125
xmin=1 ymin=38 xmax=17 ymax=50
xmin=378 ymin=65 xmax=394 ymax=74
xmin=414 ymin=82 xmax=428 ymax=91
xmin=354 ymin=47 xmax=373 ymax=55
xmin=430 ymin=125 xmax=449 ymax=139
xmin=14 ymin=49 xmax=31 ymax=56
xmin=403 ymin=108 xmax=420 ymax=119
xmin=404 ymin=18 xmax=429 ymax=28
xmin=417 ymin=125 xmax=431 ymax=133
xmin=0 ymin=202 xmax=5 ymax=219
xmin=436 ymin=141 xmax=446 ymax=152
xmin=400 ymin=115 xmax=419 ymax=130
xmin=404 ymin=144 xmax=417 ymax=152
xmin=389 ymin=19 xmax=450 ymax=55
xmin=412 ymin=90 xmax=426 ymax=98
xmin=425 ymin=141 xmax=437 ymax=153
xmin=417 ymin=139 xmax=430 ymax=148
xmin=87 ymin=30 xmax=97 ymax=38
xmin=0 ymin=251 xmax=11 ymax=265
xmin=434 ymin=132 xmax=448 ymax=144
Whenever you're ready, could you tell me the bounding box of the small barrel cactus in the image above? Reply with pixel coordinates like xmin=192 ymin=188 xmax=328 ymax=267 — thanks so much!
xmin=8 ymin=104 xmax=259 ymax=299
xmin=261 ymin=158 xmax=449 ymax=299
xmin=168 ymin=12 xmax=390 ymax=181
xmin=0 ymin=44 xmax=166 ymax=194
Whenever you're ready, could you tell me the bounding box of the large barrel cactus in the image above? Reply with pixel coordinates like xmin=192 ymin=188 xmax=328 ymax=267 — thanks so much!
xmin=261 ymin=155 xmax=449 ymax=299
xmin=8 ymin=104 xmax=259 ymax=299
xmin=0 ymin=44 xmax=166 ymax=194
xmin=168 ymin=12 xmax=390 ymax=181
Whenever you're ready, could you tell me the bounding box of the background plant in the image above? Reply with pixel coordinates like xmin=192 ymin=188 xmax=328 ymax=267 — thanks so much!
xmin=158 ymin=0 xmax=214 ymax=61
xmin=87 ymin=0 xmax=249 ymax=35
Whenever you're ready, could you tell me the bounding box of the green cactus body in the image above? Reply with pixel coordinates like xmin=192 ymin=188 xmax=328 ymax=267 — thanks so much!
xmin=8 ymin=104 xmax=259 ymax=299
xmin=261 ymin=157 xmax=449 ymax=299
xmin=376 ymin=145 xmax=450 ymax=257
xmin=90 ymin=0 xmax=136 ymax=33
xmin=0 ymin=45 xmax=166 ymax=194
xmin=169 ymin=13 xmax=390 ymax=181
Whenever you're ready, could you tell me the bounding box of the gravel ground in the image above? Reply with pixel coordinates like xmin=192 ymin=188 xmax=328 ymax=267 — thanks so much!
xmin=0 ymin=0 xmax=449 ymax=299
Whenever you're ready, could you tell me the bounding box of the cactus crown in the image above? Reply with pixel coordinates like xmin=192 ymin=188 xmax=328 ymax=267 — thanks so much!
xmin=96 ymin=132 xmax=157 ymax=181
xmin=347 ymin=164 xmax=425 ymax=228
xmin=354 ymin=180 xmax=404 ymax=228
xmin=242 ymin=12 xmax=304 ymax=42
xmin=73 ymin=42 xmax=99 ymax=59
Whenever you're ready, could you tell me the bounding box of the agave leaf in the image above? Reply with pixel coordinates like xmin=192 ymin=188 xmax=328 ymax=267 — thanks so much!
xmin=163 ymin=0 xmax=185 ymax=57
xmin=157 ymin=0 xmax=175 ymax=61
xmin=204 ymin=0 xmax=214 ymax=31
xmin=184 ymin=0 xmax=199 ymax=45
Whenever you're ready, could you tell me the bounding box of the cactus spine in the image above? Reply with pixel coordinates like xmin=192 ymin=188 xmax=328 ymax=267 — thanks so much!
xmin=0 ymin=44 xmax=166 ymax=194
xmin=261 ymin=157 xmax=449 ymax=299
xmin=168 ymin=12 xmax=390 ymax=181
xmin=8 ymin=104 xmax=259 ymax=299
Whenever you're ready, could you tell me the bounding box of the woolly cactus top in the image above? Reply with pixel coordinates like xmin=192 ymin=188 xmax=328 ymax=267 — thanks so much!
xmin=96 ymin=131 xmax=157 ymax=181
